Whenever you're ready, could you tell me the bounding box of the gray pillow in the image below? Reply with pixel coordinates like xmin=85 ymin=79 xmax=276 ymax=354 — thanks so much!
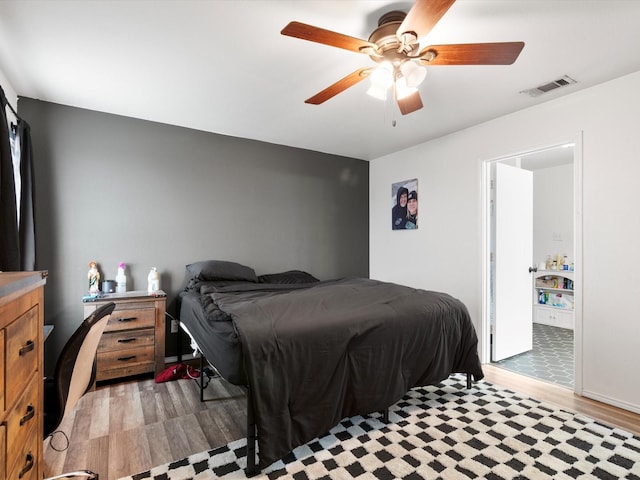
xmin=186 ymin=260 xmax=258 ymax=283
xmin=258 ymin=270 xmax=319 ymax=284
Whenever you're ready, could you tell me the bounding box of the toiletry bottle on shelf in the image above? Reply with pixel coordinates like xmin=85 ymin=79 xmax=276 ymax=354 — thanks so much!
xmin=116 ymin=262 xmax=127 ymax=293
xmin=147 ymin=267 xmax=160 ymax=293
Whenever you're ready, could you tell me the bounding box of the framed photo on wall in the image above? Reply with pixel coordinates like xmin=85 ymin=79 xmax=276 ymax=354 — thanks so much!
xmin=391 ymin=178 xmax=418 ymax=230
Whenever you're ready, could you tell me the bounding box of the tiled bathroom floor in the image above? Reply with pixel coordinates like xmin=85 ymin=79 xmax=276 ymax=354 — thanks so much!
xmin=492 ymin=322 xmax=574 ymax=388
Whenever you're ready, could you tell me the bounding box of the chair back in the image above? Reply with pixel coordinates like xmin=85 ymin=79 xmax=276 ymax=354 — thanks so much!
xmin=45 ymin=302 xmax=115 ymax=436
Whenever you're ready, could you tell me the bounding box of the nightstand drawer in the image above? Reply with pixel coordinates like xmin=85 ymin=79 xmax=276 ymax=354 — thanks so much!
xmin=98 ymin=328 xmax=155 ymax=352
xmin=96 ymin=344 xmax=155 ymax=380
xmin=5 ymin=307 xmax=38 ymax=408
xmin=105 ymin=305 xmax=155 ymax=333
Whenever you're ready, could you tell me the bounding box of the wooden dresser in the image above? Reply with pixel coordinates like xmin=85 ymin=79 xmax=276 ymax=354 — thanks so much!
xmin=0 ymin=271 xmax=47 ymax=480
xmin=83 ymin=291 xmax=166 ymax=383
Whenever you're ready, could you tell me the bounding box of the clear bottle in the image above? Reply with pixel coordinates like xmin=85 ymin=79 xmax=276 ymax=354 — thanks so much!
xmin=116 ymin=262 xmax=127 ymax=293
xmin=147 ymin=267 xmax=160 ymax=293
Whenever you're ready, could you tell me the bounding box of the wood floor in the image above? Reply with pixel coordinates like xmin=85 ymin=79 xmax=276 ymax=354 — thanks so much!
xmin=43 ymin=373 xmax=247 ymax=480
xmin=43 ymin=365 xmax=640 ymax=480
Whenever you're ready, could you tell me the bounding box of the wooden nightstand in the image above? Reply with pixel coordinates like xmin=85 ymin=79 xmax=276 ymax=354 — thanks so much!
xmin=83 ymin=290 xmax=166 ymax=383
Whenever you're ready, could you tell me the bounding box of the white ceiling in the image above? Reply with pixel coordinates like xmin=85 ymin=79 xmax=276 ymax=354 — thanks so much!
xmin=1 ymin=0 xmax=640 ymax=161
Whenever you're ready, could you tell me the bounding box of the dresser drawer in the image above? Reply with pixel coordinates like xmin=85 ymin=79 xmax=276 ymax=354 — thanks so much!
xmin=6 ymin=375 xmax=39 ymax=475
xmin=7 ymin=424 xmax=38 ymax=480
xmin=4 ymin=307 xmax=38 ymax=407
xmin=98 ymin=327 xmax=155 ymax=352
xmin=1 ymin=423 xmax=6 ymax=480
xmin=96 ymin=344 xmax=155 ymax=381
xmin=104 ymin=305 xmax=155 ymax=333
xmin=1 ymin=328 xmax=5 ymax=414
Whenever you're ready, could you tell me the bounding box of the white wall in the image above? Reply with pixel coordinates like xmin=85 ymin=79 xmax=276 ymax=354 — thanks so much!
xmin=370 ymin=70 xmax=640 ymax=413
xmin=1 ymin=66 xmax=18 ymax=122
xmin=533 ymin=164 xmax=573 ymax=268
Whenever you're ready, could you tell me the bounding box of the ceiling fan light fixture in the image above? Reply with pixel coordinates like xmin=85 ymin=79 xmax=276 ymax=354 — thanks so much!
xmin=369 ymin=62 xmax=394 ymax=88
xmin=367 ymin=83 xmax=388 ymax=100
xmin=400 ymin=61 xmax=427 ymax=88
xmin=395 ymin=76 xmax=418 ymax=100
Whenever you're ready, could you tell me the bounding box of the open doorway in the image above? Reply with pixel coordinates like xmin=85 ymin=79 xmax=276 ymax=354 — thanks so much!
xmin=482 ymin=140 xmax=582 ymax=391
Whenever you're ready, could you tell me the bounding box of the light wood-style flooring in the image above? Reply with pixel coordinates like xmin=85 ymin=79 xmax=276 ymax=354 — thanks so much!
xmin=43 ymin=373 xmax=247 ymax=480
xmin=43 ymin=365 xmax=640 ymax=480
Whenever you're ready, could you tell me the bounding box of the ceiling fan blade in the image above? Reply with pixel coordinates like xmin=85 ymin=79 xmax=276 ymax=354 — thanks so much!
xmin=397 ymin=0 xmax=456 ymax=44
xmin=396 ymin=90 xmax=424 ymax=115
xmin=281 ymin=21 xmax=376 ymax=54
xmin=305 ymin=68 xmax=371 ymax=105
xmin=419 ymin=42 xmax=525 ymax=65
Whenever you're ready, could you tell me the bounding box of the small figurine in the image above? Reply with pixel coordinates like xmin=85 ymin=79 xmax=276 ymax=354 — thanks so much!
xmin=88 ymin=261 xmax=100 ymax=293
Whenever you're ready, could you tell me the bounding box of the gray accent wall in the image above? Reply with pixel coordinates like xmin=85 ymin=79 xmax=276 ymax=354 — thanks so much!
xmin=19 ymin=98 xmax=369 ymax=370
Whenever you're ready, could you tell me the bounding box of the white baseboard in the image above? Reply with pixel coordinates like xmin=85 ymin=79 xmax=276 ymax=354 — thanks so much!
xmin=582 ymin=390 xmax=640 ymax=415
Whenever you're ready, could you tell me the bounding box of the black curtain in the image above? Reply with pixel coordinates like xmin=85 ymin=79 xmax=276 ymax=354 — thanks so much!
xmin=18 ymin=119 xmax=35 ymax=271
xmin=0 ymin=86 xmax=19 ymax=271
xmin=0 ymin=86 xmax=36 ymax=271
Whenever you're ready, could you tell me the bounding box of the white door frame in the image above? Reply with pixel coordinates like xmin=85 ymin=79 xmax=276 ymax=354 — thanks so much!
xmin=480 ymin=133 xmax=584 ymax=394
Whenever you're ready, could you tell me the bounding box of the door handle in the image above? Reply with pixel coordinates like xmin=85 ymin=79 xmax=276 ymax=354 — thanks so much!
xmin=528 ymin=266 xmax=537 ymax=273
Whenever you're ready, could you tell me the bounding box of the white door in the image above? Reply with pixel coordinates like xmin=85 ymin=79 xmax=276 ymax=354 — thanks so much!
xmin=492 ymin=162 xmax=533 ymax=361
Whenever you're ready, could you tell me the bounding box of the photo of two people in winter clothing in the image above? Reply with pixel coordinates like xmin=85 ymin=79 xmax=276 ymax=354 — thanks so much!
xmin=392 ymin=178 xmax=418 ymax=230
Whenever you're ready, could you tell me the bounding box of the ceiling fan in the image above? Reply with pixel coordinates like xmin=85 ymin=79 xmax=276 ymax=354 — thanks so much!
xmin=281 ymin=0 xmax=524 ymax=115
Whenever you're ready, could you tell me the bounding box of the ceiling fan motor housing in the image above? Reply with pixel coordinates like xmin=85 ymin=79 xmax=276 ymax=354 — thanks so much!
xmin=367 ymin=11 xmax=420 ymax=66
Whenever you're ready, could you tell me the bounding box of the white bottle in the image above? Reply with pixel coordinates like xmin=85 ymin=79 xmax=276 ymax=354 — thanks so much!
xmin=116 ymin=263 xmax=127 ymax=293
xmin=147 ymin=267 xmax=160 ymax=293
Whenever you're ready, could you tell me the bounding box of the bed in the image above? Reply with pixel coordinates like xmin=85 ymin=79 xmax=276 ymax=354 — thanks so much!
xmin=178 ymin=260 xmax=484 ymax=475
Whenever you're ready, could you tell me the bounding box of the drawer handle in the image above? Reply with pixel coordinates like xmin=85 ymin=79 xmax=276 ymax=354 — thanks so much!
xmin=118 ymin=316 xmax=137 ymax=322
xmin=18 ymin=452 xmax=34 ymax=478
xmin=20 ymin=404 xmax=35 ymax=425
xmin=117 ymin=355 xmax=136 ymax=361
xmin=19 ymin=340 xmax=35 ymax=356
xmin=117 ymin=338 xmax=137 ymax=343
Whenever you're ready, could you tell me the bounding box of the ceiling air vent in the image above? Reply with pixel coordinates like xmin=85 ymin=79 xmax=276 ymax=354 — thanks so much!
xmin=520 ymin=75 xmax=577 ymax=97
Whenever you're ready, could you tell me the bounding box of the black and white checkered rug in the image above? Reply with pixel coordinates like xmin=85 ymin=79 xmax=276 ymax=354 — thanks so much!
xmin=120 ymin=375 xmax=640 ymax=480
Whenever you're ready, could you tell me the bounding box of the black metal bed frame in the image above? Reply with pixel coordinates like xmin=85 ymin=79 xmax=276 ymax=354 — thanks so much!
xmin=196 ymin=352 xmax=473 ymax=476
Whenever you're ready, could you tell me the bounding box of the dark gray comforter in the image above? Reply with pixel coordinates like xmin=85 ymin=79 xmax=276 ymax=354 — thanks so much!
xmin=201 ymin=277 xmax=484 ymax=468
